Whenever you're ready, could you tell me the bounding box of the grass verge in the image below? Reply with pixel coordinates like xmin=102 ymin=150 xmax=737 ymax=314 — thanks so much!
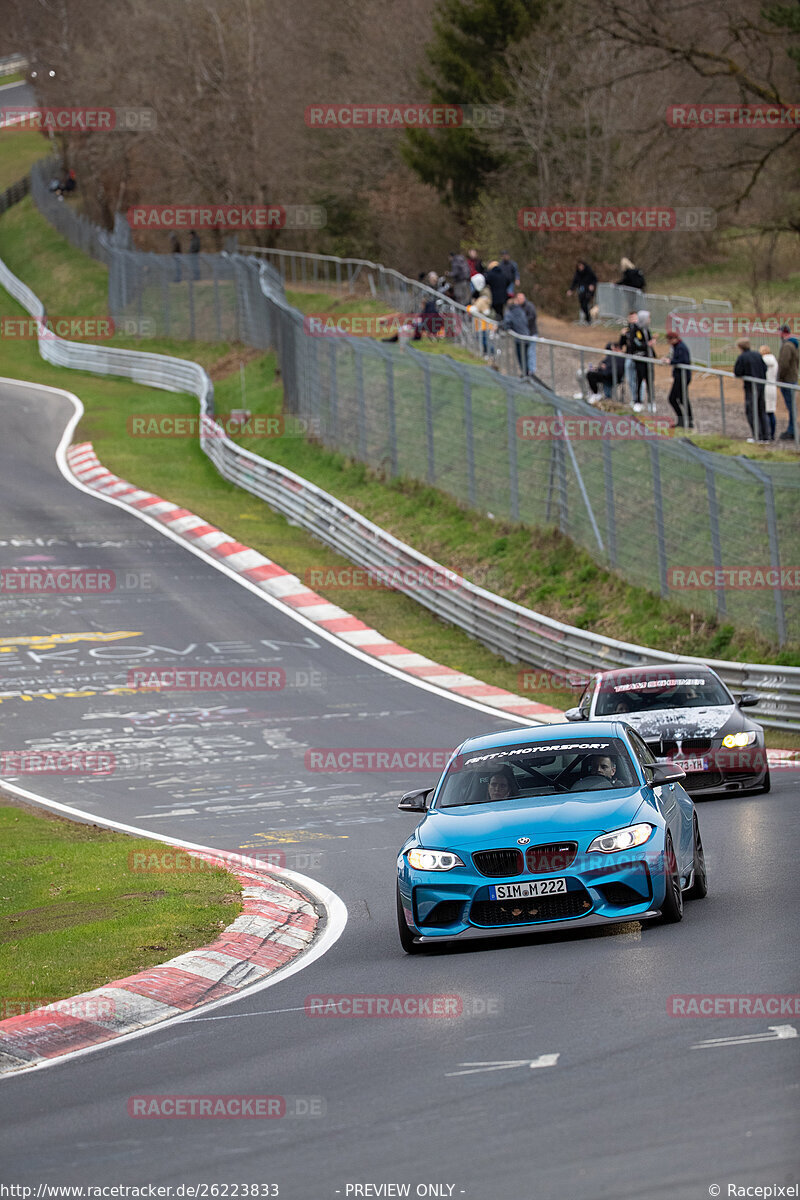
xmin=0 ymin=795 xmax=242 ymax=1005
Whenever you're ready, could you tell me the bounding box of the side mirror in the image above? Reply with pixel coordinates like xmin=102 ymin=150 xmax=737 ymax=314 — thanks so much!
xmin=398 ymin=788 xmax=432 ymax=812
xmin=735 ymin=693 xmax=759 ymax=708
xmin=564 ymin=707 xmax=584 ymax=722
xmin=645 ymin=762 xmax=686 ymax=786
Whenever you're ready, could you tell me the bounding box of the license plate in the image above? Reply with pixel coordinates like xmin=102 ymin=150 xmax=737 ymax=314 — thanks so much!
xmin=668 ymin=758 xmax=709 ymax=772
xmin=489 ymin=879 xmax=567 ymax=901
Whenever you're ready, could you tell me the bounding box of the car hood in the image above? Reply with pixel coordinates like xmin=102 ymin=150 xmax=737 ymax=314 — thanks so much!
xmin=617 ymin=705 xmax=735 ymax=740
xmin=418 ymin=788 xmax=645 ymax=850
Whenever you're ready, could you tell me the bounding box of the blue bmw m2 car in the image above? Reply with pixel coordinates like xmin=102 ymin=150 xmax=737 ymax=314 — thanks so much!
xmin=396 ymin=720 xmax=707 ymax=953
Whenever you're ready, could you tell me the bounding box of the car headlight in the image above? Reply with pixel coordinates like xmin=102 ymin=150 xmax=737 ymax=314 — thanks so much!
xmin=721 ymin=731 xmax=757 ymax=748
xmin=587 ymin=823 xmax=654 ymax=854
xmin=406 ymin=848 xmax=464 ymax=871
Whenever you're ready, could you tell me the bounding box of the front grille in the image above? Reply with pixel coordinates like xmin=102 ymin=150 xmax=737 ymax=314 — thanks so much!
xmin=526 ymin=842 xmax=578 ymax=873
xmin=683 ymin=770 xmax=722 ymax=790
xmin=646 ymin=737 xmax=712 ymax=757
xmin=472 ymin=849 xmax=523 ymax=877
xmin=420 ymin=900 xmax=464 ymax=926
xmin=600 ymin=882 xmax=647 ymax=907
xmin=470 ymin=889 xmax=592 ymax=926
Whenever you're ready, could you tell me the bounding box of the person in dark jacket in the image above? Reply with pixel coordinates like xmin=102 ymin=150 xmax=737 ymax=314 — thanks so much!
xmin=502 ymin=295 xmax=530 ymax=376
xmin=498 ymin=251 xmax=520 ymax=297
xmin=663 ymin=332 xmax=693 ymax=428
xmin=485 ymin=261 xmax=509 ymax=318
xmin=777 ymin=324 xmax=799 ymax=440
xmin=169 ymin=231 xmax=182 ymax=281
xmin=567 ymin=260 xmax=597 ymax=324
xmin=733 ymin=339 xmax=768 ymax=442
xmin=449 ymin=251 xmax=472 ymax=307
xmin=616 ymin=257 xmax=645 ymax=291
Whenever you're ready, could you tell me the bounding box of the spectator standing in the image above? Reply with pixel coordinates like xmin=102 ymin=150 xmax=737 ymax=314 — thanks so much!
xmin=567 ymin=260 xmax=597 ymax=324
xmin=501 ymin=295 xmax=529 ymax=376
xmin=616 ymin=257 xmax=645 ymax=290
xmin=467 ymin=249 xmax=485 ymax=277
xmin=636 ymin=309 xmax=657 ymax=412
xmin=663 ymin=331 xmax=693 ymax=429
xmin=619 ymin=310 xmax=650 ymax=410
xmin=188 ymin=229 xmax=201 ymax=279
xmin=467 ymin=273 xmax=493 ymax=359
xmin=449 ymin=251 xmax=472 ymax=307
xmin=169 ymin=232 xmax=182 ymax=281
xmin=499 ymin=251 xmax=520 ymax=298
xmin=485 ymin=260 xmax=509 ymax=318
xmin=733 ymin=339 xmax=768 ymax=442
xmin=777 ymin=323 xmax=799 ymax=440
xmin=516 ymin=292 xmax=538 ymax=375
xmin=760 ymin=345 xmax=779 ymax=441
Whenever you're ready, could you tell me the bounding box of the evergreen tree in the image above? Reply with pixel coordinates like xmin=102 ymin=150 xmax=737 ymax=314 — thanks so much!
xmin=402 ymin=0 xmax=548 ymax=216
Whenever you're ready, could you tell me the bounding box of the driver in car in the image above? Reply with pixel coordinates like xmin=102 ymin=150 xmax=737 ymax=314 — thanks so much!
xmin=571 ymin=753 xmax=618 ymax=789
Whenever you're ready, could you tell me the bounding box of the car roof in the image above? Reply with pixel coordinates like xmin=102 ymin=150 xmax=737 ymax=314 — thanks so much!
xmin=593 ymin=663 xmax=719 ymax=683
xmin=458 ymin=720 xmax=629 ymax=755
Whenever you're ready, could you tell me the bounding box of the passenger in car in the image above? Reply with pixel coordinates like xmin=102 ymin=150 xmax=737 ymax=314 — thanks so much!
xmin=486 ymin=765 xmax=519 ymax=801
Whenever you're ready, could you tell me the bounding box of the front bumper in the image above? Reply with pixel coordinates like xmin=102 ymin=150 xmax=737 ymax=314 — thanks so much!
xmin=662 ymin=746 xmax=768 ymax=795
xmin=398 ymin=838 xmax=668 ymax=942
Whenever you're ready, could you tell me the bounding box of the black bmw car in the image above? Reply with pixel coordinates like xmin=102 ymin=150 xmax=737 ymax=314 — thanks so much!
xmin=565 ymin=664 xmax=769 ymax=796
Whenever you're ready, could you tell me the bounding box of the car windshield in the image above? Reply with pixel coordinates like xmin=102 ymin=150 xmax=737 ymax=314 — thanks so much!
xmin=436 ymin=737 xmax=638 ymax=807
xmin=594 ymin=671 xmax=730 ymax=716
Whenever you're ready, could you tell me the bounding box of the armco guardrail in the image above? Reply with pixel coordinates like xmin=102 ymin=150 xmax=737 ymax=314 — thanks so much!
xmin=0 ymin=251 xmax=797 ymax=730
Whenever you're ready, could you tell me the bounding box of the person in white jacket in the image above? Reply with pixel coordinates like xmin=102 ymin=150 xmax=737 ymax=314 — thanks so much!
xmin=760 ymin=345 xmax=779 ymax=441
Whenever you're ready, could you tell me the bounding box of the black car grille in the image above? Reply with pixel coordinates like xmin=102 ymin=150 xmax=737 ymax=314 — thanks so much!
xmin=472 ymin=849 xmax=524 ymax=877
xmin=600 ymin=882 xmax=648 ymax=907
xmin=420 ymin=900 xmax=465 ymax=926
xmin=646 ymin=737 xmax=712 ymax=757
xmin=470 ymin=889 xmax=592 ymax=926
xmin=526 ymin=842 xmax=578 ymax=873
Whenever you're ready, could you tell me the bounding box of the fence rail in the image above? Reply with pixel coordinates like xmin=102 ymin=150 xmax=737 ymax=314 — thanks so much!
xmin=241 ymin=244 xmax=797 ymax=446
xmin=0 ymin=249 xmax=797 ymax=728
xmin=0 ymin=175 xmax=29 ymax=216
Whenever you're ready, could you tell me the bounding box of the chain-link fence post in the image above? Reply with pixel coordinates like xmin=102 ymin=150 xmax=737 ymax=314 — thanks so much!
xmin=505 ymin=382 xmax=519 ymax=521
xmin=423 ymin=361 xmax=435 ymax=484
xmin=649 ymin=439 xmax=669 ymax=597
xmin=602 ymin=440 xmax=617 ymax=568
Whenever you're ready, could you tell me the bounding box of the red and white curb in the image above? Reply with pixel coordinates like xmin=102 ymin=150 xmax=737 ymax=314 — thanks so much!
xmin=0 ymin=850 xmax=318 ymax=1075
xmin=65 ymin=441 xmax=564 ymax=723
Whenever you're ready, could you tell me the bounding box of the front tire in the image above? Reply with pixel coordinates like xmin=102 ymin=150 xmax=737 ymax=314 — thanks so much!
xmin=659 ymin=833 xmax=684 ymax=923
xmin=685 ymin=815 xmax=708 ymax=900
xmin=397 ymin=885 xmax=425 ymax=954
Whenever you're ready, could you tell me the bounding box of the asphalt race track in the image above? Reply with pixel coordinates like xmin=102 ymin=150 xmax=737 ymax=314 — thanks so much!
xmin=0 ymin=379 xmax=798 ymax=1200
